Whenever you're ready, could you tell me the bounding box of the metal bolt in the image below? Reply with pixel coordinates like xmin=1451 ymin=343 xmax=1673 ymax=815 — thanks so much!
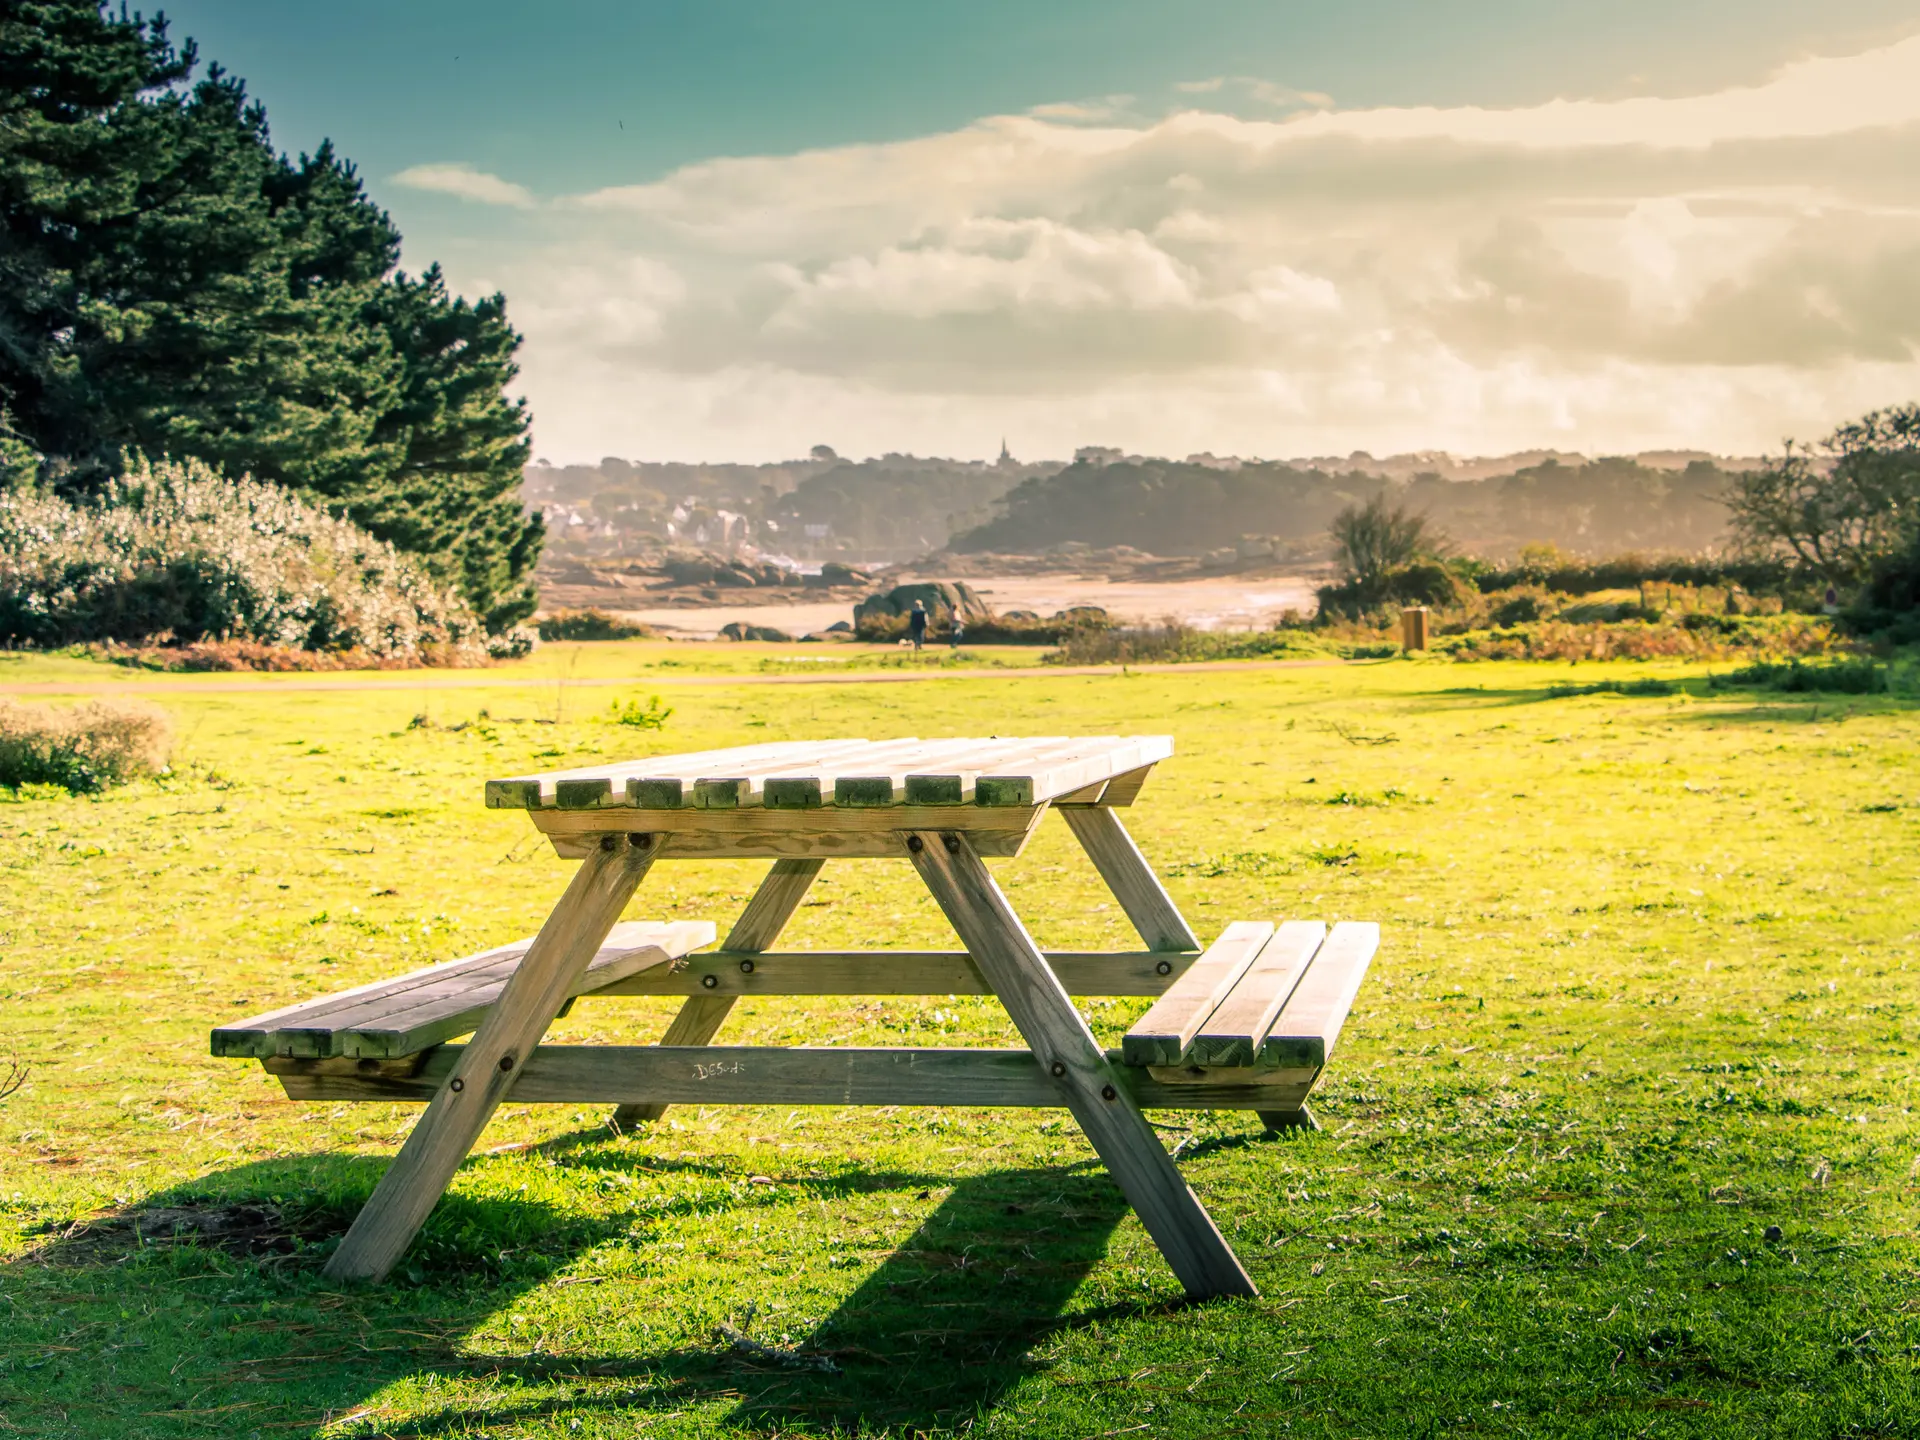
xmin=498 ymin=1055 xmax=514 ymax=1072
xmin=449 ymin=1078 xmax=465 ymax=1092
xmin=943 ymin=834 xmax=960 ymax=853
xmin=599 ymin=835 xmax=618 ymax=852
xmin=628 ymin=832 xmax=651 ymax=850
xmin=1100 ymin=1084 xmax=1117 ymax=1101
xmin=701 ymin=973 xmax=719 ymax=989
xmin=739 ymin=958 xmax=756 ymax=974
xmin=1050 ymin=1062 xmax=1067 ymax=1078
xmin=1155 ymin=960 xmax=1172 ymax=975
xmin=906 ymin=835 xmax=924 ymax=853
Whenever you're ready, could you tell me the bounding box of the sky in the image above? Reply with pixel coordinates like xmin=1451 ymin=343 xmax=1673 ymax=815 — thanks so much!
xmin=162 ymin=1 xmax=1920 ymax=464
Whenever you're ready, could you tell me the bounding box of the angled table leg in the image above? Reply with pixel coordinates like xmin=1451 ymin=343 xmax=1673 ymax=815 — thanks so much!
xmin=1060 ymin=806 xmax=1199 ymax=952
xmin=325 ymin=834 xmax=660 ymax=1282
xmin=904 ymin=829 xmax=1256 ymax=1300
xmin=612 ymin=857 xmax=823 ymax=1128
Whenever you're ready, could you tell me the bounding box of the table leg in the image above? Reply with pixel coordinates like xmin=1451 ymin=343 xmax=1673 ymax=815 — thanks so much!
xmin=1060 ymin=807 xmax=1199 ymax=952
xmin=904 ymin=830 xmax=1256 ymax=1300
xmin=325 ymin=834 xmax=660 ymax=1282
xmin=612 ymin=857 xmax=823 ymax=1128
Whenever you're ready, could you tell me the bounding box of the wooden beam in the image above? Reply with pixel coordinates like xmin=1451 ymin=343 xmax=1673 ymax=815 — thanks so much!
xmin=1060 ymin=806 xmax=1200 ymax=952
xmin=267 ymin=1044 xmax=1313 ymax=1112
xmin=533 ymin=804 xmax=1044 ymax=860
xmin=612 ymin=858 xmax=824 ymax=1128
xmin=590 ymin=948 xmax=1197 ymax=998
xmin=903 ymin=828 xmax=1257 ymax=1301
xmin=322 ymin=834 xmax=660 ymax=1283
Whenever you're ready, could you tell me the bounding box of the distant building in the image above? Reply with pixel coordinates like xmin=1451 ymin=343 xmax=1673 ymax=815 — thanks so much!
xmin=997 ymin=437 xmax=1015 ymax=467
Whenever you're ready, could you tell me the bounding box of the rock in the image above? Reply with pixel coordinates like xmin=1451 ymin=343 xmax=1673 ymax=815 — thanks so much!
xmin=719 ymin=621 xmax=793 ymax=642
xmin=819 ymin=561 xmax=873 ymax=588
xmin=1050 ymin=605 xmax=1109 ymax=625
xmin=1002 ymin=609 xmax=1042 ymax=621
xmin=1763 ymin=1224 xmax=1783 ymax=1243
xmin=825 ymin=620 xmax=852 ymax=633
xmin=853 ymin=580 xmax=994 ymax=629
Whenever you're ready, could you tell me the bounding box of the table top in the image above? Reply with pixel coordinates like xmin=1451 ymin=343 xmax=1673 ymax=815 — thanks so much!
xmin=486 ymin=735 xmax=1172 ymax=812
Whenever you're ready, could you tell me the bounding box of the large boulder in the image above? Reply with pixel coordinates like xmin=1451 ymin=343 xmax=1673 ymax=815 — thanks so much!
xmin=853 ymin=580 xmax=993 ymax=629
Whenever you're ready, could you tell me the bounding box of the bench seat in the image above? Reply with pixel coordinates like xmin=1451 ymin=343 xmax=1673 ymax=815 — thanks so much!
xmin=211 ymin=920 xmax=715 ymax=1061
xmin=1119 ymin=921 xmax=1377 ymax=1117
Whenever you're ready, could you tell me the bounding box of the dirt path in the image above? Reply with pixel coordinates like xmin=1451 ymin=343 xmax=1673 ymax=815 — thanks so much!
xmin=0 ymin=656 xmax=1348 ymax=697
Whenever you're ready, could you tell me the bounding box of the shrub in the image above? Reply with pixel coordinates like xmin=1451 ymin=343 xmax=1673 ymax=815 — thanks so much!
xmin=537 ymin=609 xmax=656 ymax=642
xmin=0 ymin=697 xmax=172 ymax=791
xmin=0 ymin=456 xmax=485 ymax=663
xmin=1490 ymin=591 xmax=1548 ymax=625
xmin=1468 ymin=552 xmax=1792 ymax=597
xmin=1715 ymin=658 xmax=1887 ymax=694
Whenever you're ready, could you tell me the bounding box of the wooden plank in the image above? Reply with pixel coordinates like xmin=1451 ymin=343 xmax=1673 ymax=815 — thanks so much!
xmin=1067 ymin=764 xmax=1153 ymax=807
xmin=1259 ymin=920 xmax=1379 ymax=1069
xmin=269 ymin=1044 xmax=1313 ymax=1112
xmin=1118 ymin=922 xmax=1273 ymax=1066
xmin=1060 ymin=806 xmax=1199 ymax=952
xmin=611 ymin=857 xmax=823 ymax=1127
xmin=904 ymin=828 xmax=1256 ymax=1300
xmin=898 ymin=737 xmax=1091 ymax=806
xmin=829 ymin=738 xmax=1021 ymax=808
xmin=767 ymin=737 xmax=973 ymax=809
xmin=1184 ymin=921 xmax=1327 ymax=1068
xmin=212 ymin=921 xmax=713 ymax=1061
xmin=532 ymin=803 xmax=1045 ymax=862
xmin=976 ymin=736 xmax=1174 ymax=807
xmin=488 ymin=741 xmax=830 ymax=810
xmin=590 ymin=948 xmax=1196 ymax=998
xmin=694 ymin=738 xmax=888 ymax=810
xmin=323 ymin=833 xmax=662 ymax=1282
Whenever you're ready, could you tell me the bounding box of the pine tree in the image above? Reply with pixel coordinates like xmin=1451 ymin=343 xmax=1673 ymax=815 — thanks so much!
xmin=0 ymin=1 xmax=541 ymax=628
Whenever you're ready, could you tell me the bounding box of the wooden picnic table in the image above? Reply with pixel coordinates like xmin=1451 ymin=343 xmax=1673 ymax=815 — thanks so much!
xmin=215 ymin=736 xmax=1376 ymax=1299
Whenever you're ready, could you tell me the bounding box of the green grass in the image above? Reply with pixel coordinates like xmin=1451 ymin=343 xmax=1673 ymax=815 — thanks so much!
xmin=1 ymin=647 xmax=1916 ymax=1437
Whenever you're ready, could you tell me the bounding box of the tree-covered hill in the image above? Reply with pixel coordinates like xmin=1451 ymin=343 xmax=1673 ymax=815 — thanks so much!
xmin=0 ymin=1 xmax=541 ymax=629
xmin=950 ymin=453 xmax=1737 ymax=560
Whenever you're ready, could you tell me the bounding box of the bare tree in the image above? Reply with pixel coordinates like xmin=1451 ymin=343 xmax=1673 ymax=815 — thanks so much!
xmin=0 ymin=1054 xmax=25 ymax=1103
xmin=1728 ymin=404 xmax=1920 ymax=585
xmin=1329 ymin=493 xmax=1448 ymax=587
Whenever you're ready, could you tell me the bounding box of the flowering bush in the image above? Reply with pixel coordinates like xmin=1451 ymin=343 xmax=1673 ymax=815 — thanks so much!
xmin=0 ymin=456 xmax=486 ymax=663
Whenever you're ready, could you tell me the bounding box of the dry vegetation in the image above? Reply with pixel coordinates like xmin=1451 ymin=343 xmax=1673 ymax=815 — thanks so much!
xmin=0 ymin=695 xmax=171 ymax=791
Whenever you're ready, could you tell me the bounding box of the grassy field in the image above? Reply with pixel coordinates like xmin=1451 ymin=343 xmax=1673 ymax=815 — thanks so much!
xmin=1 ymin=642 xmax=1916 ymax=1438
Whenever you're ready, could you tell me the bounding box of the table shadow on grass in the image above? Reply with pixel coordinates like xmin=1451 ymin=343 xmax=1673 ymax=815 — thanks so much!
xmin=352 ymin=1164 xmax=1147 ymax=1437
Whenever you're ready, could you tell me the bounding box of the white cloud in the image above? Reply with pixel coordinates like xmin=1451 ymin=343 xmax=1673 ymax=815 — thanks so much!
xmin=392 ymin=162 xmax=535 ymax=209
xmin=463 ymin=34 xmax=1920 ymax=461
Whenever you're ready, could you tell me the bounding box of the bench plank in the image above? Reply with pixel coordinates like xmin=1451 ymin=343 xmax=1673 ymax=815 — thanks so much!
xmin=1118 ymin=921 xmax=1273 ymax=1066
xmin=1185 ymin=921 xmax=1327 ymax=1067
xmin=212 ymin=919 xmax=714 ymax=1060
xmin=1257 ymin=920 xmax=1379 ymax=1070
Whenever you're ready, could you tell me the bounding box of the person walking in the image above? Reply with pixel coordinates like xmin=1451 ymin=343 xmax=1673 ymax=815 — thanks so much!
xmin=950 ymin=615 xmax=964 ymax=649
xmin=908 ymin=599 xmax=928 ymax=651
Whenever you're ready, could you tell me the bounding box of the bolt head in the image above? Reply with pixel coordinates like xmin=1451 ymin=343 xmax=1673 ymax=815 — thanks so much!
xmin=628 ymin=832 xmax=651 ymax=850
xmin=498 ymin=1055 xmax=514 ymax=1072
xmin=1155 ymin=960 xmax=1172 ymax=975
xmin=599 ymin=835 xmax=618 ymax=852
xmin=1101 ymin=1084 xmax=1117 ymax=1101
xmin=739 ymin=958 xmax=756 ymax=974
xmin=943 ymin=834 xmax=961 ymax=853
xmin=701 ymin=973 xmax=719 ymax=989
xmin=1050 ymin=1061 xmax=1067 ymax=1078
xmin=906 ymin=835 xmax=925 ymax=853
xmin=449 ymin=1078 xmax=465 ymax=1092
